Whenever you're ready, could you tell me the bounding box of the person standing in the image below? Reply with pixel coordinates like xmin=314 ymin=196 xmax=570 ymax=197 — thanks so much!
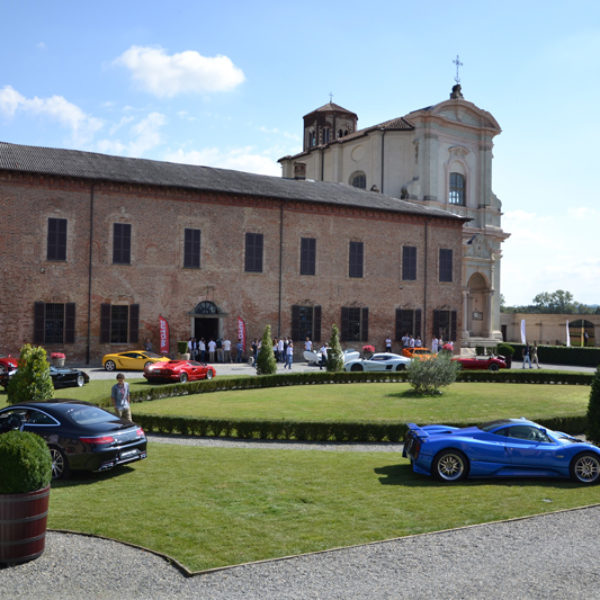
xmin=285 ymin=340 xmax=294 ymax=369
xmin=319 ymin=343 xmax=327 ymax=370
xmin=385 ymin=335 xmax=392 ymax=353
xmin=236 ymin=338 xmax=244 ymax=362
xmin=208 ymin=338 xmax=216 ymax=362
xmin=431 ymin=337 xmax=439 ymax=354
xmin=522 ymin=343 xmax=532 ymax=369
xmin=531 ymin=341 xmax=541 ymax=369
xmin=111 ymin=373 xmax=132 ymax=421
xmin=223 ymin=337 xmax=232 ymax=363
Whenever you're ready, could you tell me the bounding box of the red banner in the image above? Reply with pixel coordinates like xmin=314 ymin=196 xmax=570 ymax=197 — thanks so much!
xmin=237 ymin=316 xmax=246 ymax=351
xmin=159 ymin=315 xmax=170 ymax=355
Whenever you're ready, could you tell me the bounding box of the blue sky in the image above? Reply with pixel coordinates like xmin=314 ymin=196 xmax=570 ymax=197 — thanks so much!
xmin=2 ymin=1 xmax=599 ymax=306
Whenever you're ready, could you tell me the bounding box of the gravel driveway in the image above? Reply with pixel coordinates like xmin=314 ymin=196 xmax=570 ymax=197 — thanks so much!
xmin=2 ymin=433 xmax=600 ymax=599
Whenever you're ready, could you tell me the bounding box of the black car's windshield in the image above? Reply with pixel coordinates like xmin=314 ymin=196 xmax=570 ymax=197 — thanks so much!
xmin=64 ymin=405 xmax=115 ymax=425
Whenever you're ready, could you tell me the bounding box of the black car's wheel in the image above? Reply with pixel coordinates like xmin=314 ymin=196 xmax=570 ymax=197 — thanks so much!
xmin=104 ymin=360 xmax=116 ymax=372
xmin=49 ymin=446 xmax=70 ymax=480
xmin=570 ymin=452 xmax=600 ymax=484
xmin=350 ymin=364 xmax=363 ymax=372
xmin=206 ymin=370 xmax=213 ymax=380
xmin=488 ymin=363 xmax=499 ymax=371
xmin=76 ymin=374 xmax=85 ymax=387
xmin=432 ymin=449 xmax=468 ymax=482
xmin=179 ymin=372 xmax=188 ymax=383
xmin=395 ymin=363 xmax=406 ymax=371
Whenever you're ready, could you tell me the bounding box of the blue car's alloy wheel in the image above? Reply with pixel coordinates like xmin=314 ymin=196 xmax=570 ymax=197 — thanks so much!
xmin=433 ymin=449 xmax=468 ymax=482
xmin=571 ymin=453 xmax=600 ymax=484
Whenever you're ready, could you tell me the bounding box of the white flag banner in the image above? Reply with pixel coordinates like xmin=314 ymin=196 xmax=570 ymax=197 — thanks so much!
xmin=566 ymin=320 xmax=571 ymax=347
xmin=520 ymin=319 xmax=527 ymax=344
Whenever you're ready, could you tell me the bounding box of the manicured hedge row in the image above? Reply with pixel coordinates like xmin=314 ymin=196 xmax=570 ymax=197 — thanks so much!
xmin=129 ymin=369 xmax=592 ymax=405
xmin=135 ymin=413 xmax=588 ymax=442
xmin=134 ymin=415 xmax=408 ymax=443
xmin=510 ymin=344 xmax=600 ymax=368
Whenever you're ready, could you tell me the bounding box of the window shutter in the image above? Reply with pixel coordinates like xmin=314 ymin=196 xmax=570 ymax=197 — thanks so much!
xmin=129 ymin=304 xmax=139 ymax=344
xmin=450 ymin=311 xmax=457 ymax=342
xmin=361 ymin=307 xmax=369 ymax=341
xmin=415 ymin=309 xmax=422 ymax=339
xmin=291 ymin=305 xmax=301 ymax=341
xmin=65 ymin=303 xmax=76 ymax=344
xmin=341 ymin=307 xmax=350 ymax=341
xmin=34 ymin=302 xmax=45 ymax=344
xmin=100 ymin=304 xmax=111 ymax=344
xmin=314 ymin=306 xmax=321 ymax=342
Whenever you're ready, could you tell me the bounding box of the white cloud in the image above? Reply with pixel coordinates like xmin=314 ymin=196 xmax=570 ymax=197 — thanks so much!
xmin=115 ymin=46 xmax=245 ymax=98
xmin=96 ymin=112 xmax=166 ymax=157
xmin=164 ymin=146 xmax=280 ymax=177
xmin=0 ymin=85 xmax=102 ymax=145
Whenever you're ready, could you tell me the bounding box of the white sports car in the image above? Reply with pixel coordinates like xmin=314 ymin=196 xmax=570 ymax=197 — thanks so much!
xmin=304 ymin=348 xmax=360 ymax=366
xmin=344 ymin=352 xmax=411 ymax=372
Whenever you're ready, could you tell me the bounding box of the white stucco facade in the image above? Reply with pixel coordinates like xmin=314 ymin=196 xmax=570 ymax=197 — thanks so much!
xmin=279 ymin=85 xmax=510 ymax=348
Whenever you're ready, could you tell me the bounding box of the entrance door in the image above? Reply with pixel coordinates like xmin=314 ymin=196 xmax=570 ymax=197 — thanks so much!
xmin=195 ymin=318 xmax=219 ymax=342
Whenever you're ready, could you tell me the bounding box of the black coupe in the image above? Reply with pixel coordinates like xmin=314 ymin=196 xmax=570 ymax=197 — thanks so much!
xmin=0 ymin=401 xmax=147 ymax=479
xmin=0 ymin=366 xmax=89 ymax=390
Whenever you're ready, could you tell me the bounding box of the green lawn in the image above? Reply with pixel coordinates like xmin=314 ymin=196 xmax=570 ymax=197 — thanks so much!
xmin=133 ymin=382 xmax=589 ymax=424
xmin=48 ymin=442 xmax=600 ymax=573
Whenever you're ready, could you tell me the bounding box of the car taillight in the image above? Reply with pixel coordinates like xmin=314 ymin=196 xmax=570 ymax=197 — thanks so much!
xmin=79 ymin=435 xmax=115 ymax=445
xmin=136 ymin=428 xmax=145 ymax=438
xmin=412 ymin=439 xmax=421 ymax=459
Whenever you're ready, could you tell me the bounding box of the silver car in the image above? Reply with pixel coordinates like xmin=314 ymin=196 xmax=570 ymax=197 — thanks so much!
xmin=344 ymin=352 xmax=411 ymax=372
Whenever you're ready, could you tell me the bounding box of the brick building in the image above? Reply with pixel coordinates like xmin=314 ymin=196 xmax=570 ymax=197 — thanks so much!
xmin=0 ymin=141 xmax=467 ymax=365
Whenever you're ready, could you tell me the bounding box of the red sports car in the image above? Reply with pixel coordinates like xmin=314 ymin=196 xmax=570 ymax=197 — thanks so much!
xmin=143 ymin=360 xmax=216 ymax=383
xmin=0 ymin=356 xmax=19 ymax=372
xmin=452 ymin=355 xmax=508 ymax=371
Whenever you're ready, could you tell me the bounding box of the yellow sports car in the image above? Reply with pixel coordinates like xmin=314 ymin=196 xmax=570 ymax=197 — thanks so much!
xmin=102 ymin=350 xmax=170 ymax=372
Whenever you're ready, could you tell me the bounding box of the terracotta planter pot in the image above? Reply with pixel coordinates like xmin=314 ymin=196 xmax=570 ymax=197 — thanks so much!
xmin=0 ymin=485 xmax=50 ymax=565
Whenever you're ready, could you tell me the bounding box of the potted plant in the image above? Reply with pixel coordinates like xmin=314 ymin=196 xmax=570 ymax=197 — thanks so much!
xmin=177 ymin=340 xmax=190 ymax=360
xmin=0 ymin=429 xmax=53 ymax=565
xmin=50 ymin=351 xmax=66 ymax=367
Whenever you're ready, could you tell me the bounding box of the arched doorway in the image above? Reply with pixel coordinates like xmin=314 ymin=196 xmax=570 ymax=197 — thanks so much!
xmin=189 ymin=301 xmax=226 ymax=342
xmin=466 ymin=273 xmax=489 ymax=337
xmin=568 ymin=319 xmax=595 ymax=347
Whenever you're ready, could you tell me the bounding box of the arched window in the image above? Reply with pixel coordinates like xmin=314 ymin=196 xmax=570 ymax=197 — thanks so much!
xmin=350 ymin=172 xmax=366 ymax=189
xmin=449 ymin=172 xmax=466 ymax=205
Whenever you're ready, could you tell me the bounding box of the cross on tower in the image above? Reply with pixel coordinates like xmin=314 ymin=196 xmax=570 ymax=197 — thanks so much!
xmin=329 ymin=92 xmax=334 ymax=103
xmin=453 ymin=54 xmax=463 ymax=84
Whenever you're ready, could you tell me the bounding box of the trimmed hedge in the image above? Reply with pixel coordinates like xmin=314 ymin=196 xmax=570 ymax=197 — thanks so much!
xmin=127 ymin=369 xmax=592 ymax=407
xmin=511 ymin=343 xmax=600 ymax=368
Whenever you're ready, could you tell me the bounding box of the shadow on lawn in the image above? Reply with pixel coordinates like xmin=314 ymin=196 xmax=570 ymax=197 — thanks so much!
xmin=374 ymin=463 xmax=586 ymax=489
xmin=51 ymin=464 xmax=137 ymax=488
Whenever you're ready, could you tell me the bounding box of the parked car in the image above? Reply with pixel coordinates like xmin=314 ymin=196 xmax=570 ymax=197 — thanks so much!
xmin=304 ymin=348 xmax=360 ymax=366
xmin=144 ymin=360 xmax=216 ymax=383
xmin=0 ymin=365 xmax=90 ymax=390
xmin=344 ymin=352 xmax=411 ymax=372
xmin=102 ymin=350 xmax=170 ymax=371
xmin=0 ymin=401 xmax=147 ymax=479
xmin=403 ymin=418 xmax=600 ymax=484
xmin=401 ymin=347 xmax=433 ymax=359
xmin=452 ymin=355 xmax=508 ymax=371
xmin=0 ymin=356 xmax=19 ymax=371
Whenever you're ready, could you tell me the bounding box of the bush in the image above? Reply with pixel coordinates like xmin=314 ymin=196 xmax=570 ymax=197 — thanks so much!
xmin=0 ymin=430 xmax=53 ymax=493
xmin=586 ymin=366 xmax=600 ymax=444
xmin=496 ymin=342 xmax=515 ymax=357
xmin=7 ymin=344 xmax=54 ymax=405
xmin=406 ymin=352 xmax=459 ymax=395
xmin=256 ymin=325 xmax=277 ymax=375
xmin=326 ymin=324 xmax=344 ymax=372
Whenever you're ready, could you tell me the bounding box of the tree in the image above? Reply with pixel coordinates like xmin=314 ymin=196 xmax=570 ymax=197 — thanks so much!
xmin=255 ymin=325 xmax=277 ymax=375
xmin=7 ymin=344 xmax=54 ymax=405
xmin=406 ymin=352 xmax=459 ymax=395
xmin=586 ymin=366 xmax=600 ymax=444
xmin=532 ymin=290 xmax=575 ymax=313
xmin=326 ymin=324 xmax=344 ymax=372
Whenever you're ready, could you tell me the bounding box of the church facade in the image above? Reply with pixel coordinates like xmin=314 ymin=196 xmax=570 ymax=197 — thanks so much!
xmin=279 ymin=84 xmax=509 ymax=348
xmin=0 ymin=140 xmax=466 ymax=364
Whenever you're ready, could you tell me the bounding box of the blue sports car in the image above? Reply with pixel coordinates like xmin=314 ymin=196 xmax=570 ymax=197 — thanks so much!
xmin=403 ymin=418 xmax=600 ymax=484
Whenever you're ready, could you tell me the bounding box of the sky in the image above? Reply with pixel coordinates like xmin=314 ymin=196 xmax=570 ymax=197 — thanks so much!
xmin=1 ymin=0 xmax=599 ymax=307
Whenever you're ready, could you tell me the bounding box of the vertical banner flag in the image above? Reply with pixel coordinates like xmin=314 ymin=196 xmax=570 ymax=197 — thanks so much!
xmin=237 ymin=317 xmax=246 ymax=351
xmin=520 ymin=319 xmax=527 ymax=344
xmin=159 ymin=315 xmax=170 ymax=355
xmin=566 ymin=320 xmax=571 ymax=347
